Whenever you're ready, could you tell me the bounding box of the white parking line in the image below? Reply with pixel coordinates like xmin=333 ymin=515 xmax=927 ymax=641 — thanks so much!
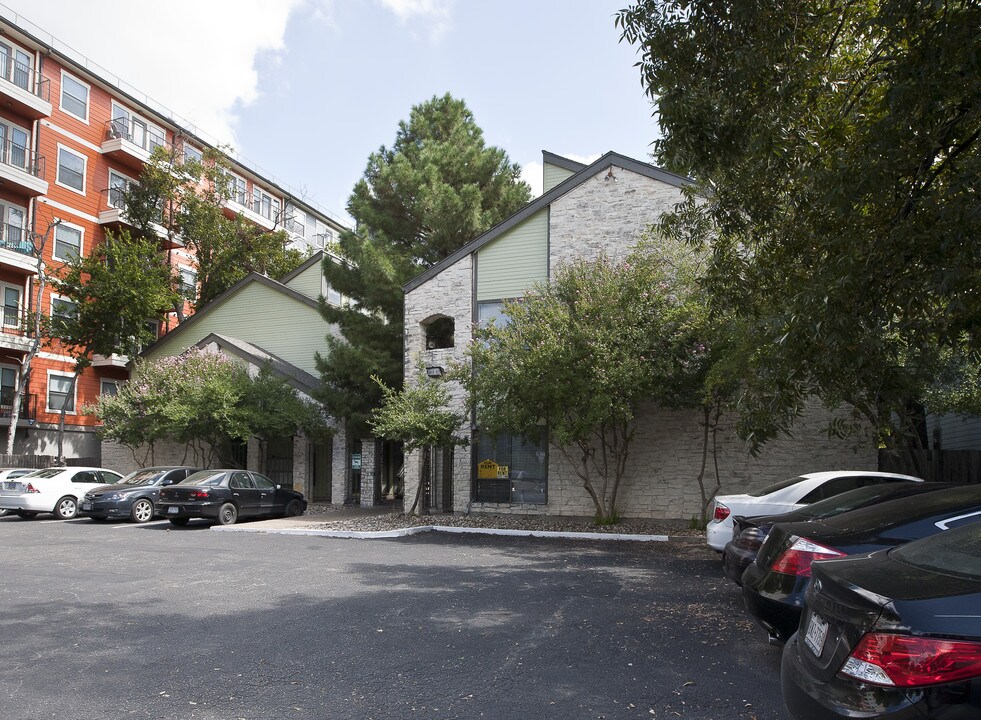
xmin=113 ymin=520 xmax=168 ymax=529
xmin=40 ymin=518 xmax=88 ymax=524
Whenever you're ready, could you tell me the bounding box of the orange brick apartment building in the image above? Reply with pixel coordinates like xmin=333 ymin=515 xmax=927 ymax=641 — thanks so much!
xmin=0 ymin=8 xmax=347 ymax=459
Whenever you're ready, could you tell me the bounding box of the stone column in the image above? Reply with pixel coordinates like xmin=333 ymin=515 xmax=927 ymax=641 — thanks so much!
xmin=292 ymin=435 xmax=310 ymax=495
xmin=360 ymin=439 xmax=377 ymax=507
xmin=331 ymin=425 xmax=349 ymax=506
xmin=402 ymin=447 xmax=422 ymax=516
xmin=247 ymin=438 xmax=261 ymax=472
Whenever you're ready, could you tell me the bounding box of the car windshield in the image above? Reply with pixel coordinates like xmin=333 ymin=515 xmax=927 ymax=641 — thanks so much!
xmin=748 ymin=476 xmax=807 ymax=497
xmin=793 ymin=484 xmax=911 ymax=520
xmin=892 ymin=522 xmax=981 ymax=579
xmin=179 ymin=471 xmax=227 ymax=487
xmin=118 ymin=469 xmax=164 ymax=486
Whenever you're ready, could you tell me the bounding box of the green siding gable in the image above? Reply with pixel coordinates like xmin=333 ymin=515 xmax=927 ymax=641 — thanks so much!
xmin=476 ymin=209 xmax=547 ymax=301
xmin=282 ymin=259 xmax=324 ymax=300
xmin=544 ymin=162 xmax=575 ymax=193
xmin=145 ymin=282 xmax=326 ymax=376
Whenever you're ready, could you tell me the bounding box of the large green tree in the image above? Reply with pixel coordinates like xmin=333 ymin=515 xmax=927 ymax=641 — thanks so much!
xmin=617 ymin=1 xmax=981 ymax=449
xmin=462 ymin=250 xmax=709 ymax=522
xmin=317 ymin=93 xmax=531 ymax=434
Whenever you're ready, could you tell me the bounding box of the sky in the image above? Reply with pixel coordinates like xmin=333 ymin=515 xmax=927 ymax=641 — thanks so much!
xmin=2 ymin=0 xmax=660 ymax=226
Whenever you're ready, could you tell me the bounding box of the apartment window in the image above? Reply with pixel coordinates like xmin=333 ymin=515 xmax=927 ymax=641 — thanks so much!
xmin=226 ymin=173 xmax=247 ymax=205
xmin=60 ymin=72 xmax=89 ymax=121
xmin=423 ymin=316 xmax=454 ymax=349
xmin=251 ymin=187 xmax=280 ymax=222
xmin=56 ymin=146 xmax=86 ymax=193
xmin=53 ymin=224 xmax=82 ymax=261
xmin=100 ymin=380 xmax=120 ymax=397
xmin=477 ymin=301 xmax=514 ymax=329
xmin=0 ymin=202 xmax=27 ymax=249
xmin=183 ymin=144 xmax=203 ymax=164
xmin=47 ymin=372 xmax=76 ymax=413
xmin=107 ymin=170 xmax=132 ymax=210
xmin=1 ymin=285 xmax=21 ymax=328
xmin=179 ymin=267 xmax=197 ymax=301
xmin=50 ymin=296 xmax=77 ymax=336
xmin=0 ymin=42 xmax=33 ymax=91
xmin=0 ymin=365 xmax=16 ymax=411
xmin=473 ymin=432 xmax=547 ymax=504
xmin=145 ymin=319 xmax=160 ymax=339
xmin=0 ymin=120 xmax=30 ymax=171
xmin=326 ymin=284 xmax=342 ymax=306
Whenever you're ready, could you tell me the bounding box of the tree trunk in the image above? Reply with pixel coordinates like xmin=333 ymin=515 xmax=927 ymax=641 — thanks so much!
xmin=56 ymin=369 xmax=82 ymax=464
xmin=407 ymin=446 xmax=431 ymax=516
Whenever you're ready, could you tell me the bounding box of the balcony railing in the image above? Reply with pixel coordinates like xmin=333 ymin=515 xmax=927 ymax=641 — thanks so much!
xmin=0 ymin=387 xmax=36 ymax=422
xmin=0 ymin=136 xmax=44 ymax=178
xmin=103 ymin=185 xmax=127 ymax=210
xmin=104 ymin=118 xmax=169 ymax=154
xmin=0 ymin=222 xmax=32 ymax=255
xmin=0 ymin=57 xmax=49 ymax=102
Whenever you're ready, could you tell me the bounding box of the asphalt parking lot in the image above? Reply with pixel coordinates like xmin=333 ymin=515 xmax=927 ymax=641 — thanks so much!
xmin=0 ymin=515 xmax=784 ymax=720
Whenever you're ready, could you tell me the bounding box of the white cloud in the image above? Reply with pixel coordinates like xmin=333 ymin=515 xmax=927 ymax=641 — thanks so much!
xmin=521 ymin=153 xmax=602 ymax=199
xmin=3 ymin=0 xmax=316 ymax=146
xmin=377 ymin=0 xmax=452 ymax=42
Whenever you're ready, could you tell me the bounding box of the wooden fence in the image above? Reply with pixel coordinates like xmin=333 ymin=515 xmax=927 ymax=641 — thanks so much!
xmin=879 ymin=449 xmax=981 ymax=485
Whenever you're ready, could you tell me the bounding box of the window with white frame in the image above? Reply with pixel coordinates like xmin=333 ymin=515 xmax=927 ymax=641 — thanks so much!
xmin=226 ymin=173 xmax=247 ymax=205
xmin=1 ymin=284 xmax=21 ymax=328
xmin=0 ymin=200 xmax=27 ymax=248
xmin=251 ymin=186 xmax=280 ymax=222
xmin=47 ymin=372 xmax=76 ymax=413
xmin=107 ymin=170 xmax=132 ymax=209
xmin=53 ymin=223 xmax=82 ymax=261
xmin=60 ymin=72 xmax=89 ymax=121
xmin=179 ymin=267 xmax=197 ymax=301
xmin=183 ymin=144 xmax=203 ymax=164
xmin=56 ymin=146 xmax=85 ymax=193
xmin=50 ymin=296 xmax=77 ymax=336
xmin=0 ymin=365 xmax=17 ymax=409
xmin=100 ymin=379 xmax=120 ymax=396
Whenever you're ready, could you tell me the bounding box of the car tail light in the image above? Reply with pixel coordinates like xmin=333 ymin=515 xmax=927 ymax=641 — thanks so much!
xmin=770 ymin=536 xmax=844 ymax=576
xmin=713 ymin=502 xmax=730 ymax=521
xmin=25 ymin=483 xmax=40 ymax=494
xmin=188 ymin=490 xmax=210 ymax=500
xmin=841 ymin=633 xmax=981 ymax=687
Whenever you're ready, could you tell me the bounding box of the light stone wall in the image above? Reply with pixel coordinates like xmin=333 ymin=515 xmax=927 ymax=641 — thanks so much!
xmin=402 ymin=163 xmax=877 ymax=518
xmin=101 ymin=439 xmax=232 ymax=475
xmin=360 ymin=440 xmax=376 ymax=507
xmin=331 ymin=426 xmax=349 ymax=505
xmin=292 ymin=435 xmax=310 ymax=495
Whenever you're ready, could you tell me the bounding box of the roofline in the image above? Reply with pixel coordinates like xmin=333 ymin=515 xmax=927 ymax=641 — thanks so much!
xmin=541 ymin=151 xmax=587 ymax=173
xmin=404 ymin=151 xmax=694 ymax=293
xmin=278 ymin=250 xmax=325 ymax=284
xmin=138 ymin=272 xmax=321 ymax=359
xmin=193 ymin=333 xmax=320 ymax=396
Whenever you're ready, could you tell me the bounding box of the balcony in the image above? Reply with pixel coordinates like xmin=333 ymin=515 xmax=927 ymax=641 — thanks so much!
xmin=92 ymin=353 xmax=129 ymax=368
xmin=0 ymin=222 xmax=37 ymax=273
xmin=100 ymin=118 xmax=170 ymax=172
xmin=0 ymin=312 xmax=35 ymax=353
xmin=0 ymin=137 xmax=47 ymax=197
xmin=99 ymin=187 xmax=182 ymax=249
xmin=0 ymin=58 xmax=51 ymax=120
xmin=223 ymin=194 xmax=278 ymax=231
xmin=0 ymin=387 xmax=36 ymax=424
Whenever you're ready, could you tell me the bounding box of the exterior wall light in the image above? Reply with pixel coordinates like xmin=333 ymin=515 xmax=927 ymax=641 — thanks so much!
xmin=425 ymin=366 xmax=444 ymax=378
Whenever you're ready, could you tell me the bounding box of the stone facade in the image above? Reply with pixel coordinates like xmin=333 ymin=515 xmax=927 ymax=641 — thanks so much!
xmin=402 ymin=155 xmax=879 ymax=519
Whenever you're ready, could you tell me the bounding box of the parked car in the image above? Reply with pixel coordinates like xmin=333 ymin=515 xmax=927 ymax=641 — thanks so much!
xmin=0 ymin=467 xmax=124 ymax=519
xmin=781 ymin=522 xmax=981 ymax=719
xmin=158 ymin=469 xmax=307 ymax=526
xmin=722 ymin=482 xmax=953 ymax=585
xmin=0 ymin=469 xmax=40 ymax=517
xmin=78 ymin=466 xmax=201 ymax=523
xmin=742 ymin=484 xmax=981 ymax=644
xmin=707 ymin=471 xmax=923 ymax=551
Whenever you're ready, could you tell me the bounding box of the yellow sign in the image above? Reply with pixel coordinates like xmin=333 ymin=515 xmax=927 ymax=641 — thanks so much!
xmin=478 ymin=459 xmax=499 ymax=479
xmin=497 ymin=465 xmax=509 ymax=478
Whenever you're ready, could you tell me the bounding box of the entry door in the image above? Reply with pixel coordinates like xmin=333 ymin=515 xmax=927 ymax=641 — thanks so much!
xmin=3 ymin=286 xmax=21 ymax=328
xmin=0 ymin=366 xmax=16 ymax=412
xmin=8 ymin=126 xmax=27 ymax=170
xmin=6 ymin=206 xmax=25 ymax=246
xmin=12 ymin=49 xmax=30 ymax=90
xmin=310 ymin=441 xmax=331 ymax=503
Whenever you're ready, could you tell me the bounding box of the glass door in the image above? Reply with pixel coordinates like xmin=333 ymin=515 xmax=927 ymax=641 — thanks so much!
xmin=9 ymin=126 xmax=27 ymax=171
xmin=13 ymin=49 xmax=31 ymax=90
xmin=6 ymin=206 xmax=25 ymax=248
xmin=2 ymin=286 xmax=20 ymax=328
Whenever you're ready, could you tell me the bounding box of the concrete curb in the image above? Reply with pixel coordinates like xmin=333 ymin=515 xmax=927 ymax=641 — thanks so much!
xmin=212 ymin=524 xmax=670 ymax=542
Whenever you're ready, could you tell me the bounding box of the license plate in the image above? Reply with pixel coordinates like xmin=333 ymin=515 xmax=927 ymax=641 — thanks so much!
xmin=804 ymin=612 xmax=829 ymax=657
xmin=81 ymin=503 xmax=92 ymax=511
xmin=167 ymin=506 xmax=179 ymax=514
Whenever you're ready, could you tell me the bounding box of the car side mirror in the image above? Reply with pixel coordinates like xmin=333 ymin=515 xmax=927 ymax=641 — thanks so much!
xmin=275 ymin=484 xmax=281 ymax=490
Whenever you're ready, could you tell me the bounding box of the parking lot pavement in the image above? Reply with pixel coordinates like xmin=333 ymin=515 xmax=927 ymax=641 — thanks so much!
xmin=0 ymin=515 xmax=784 ymax=720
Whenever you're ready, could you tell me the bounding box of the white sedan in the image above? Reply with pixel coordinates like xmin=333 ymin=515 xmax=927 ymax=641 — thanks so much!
xmin=705 ymin=470 xmax=923 ymax=551
xmin=0 ymin=467 xmax=123 ymax=520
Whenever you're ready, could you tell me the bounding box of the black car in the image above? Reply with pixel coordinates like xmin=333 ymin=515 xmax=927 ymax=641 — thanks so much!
xmin=722 ymin=482 xmax=954 ymax=585
xmin=742 ymin=484 xmax=981 ymax=644
xmin=158 ymin=469 xmax=307 ymax=526
xmin=79 ymin=466 xmax=201 ymax=523
xmin=782 ymin=522 xmax=981 ymax=719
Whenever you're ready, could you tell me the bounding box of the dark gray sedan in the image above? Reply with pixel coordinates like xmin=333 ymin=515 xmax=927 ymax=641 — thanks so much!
xmin=79 ymin=466 xmax=201 ymax=523
xmin=158 ymin=469 xmax=307 ymax=526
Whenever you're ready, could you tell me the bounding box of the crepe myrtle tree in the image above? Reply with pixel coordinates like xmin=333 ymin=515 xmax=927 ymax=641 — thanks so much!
xmin=369 ymin=364 xmax=468 ymax=515
xmin=462 ymin=250 xmax=710 ymax=523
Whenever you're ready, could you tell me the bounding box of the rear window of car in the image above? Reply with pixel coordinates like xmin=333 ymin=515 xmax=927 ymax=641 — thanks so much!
xmin=24 ymin=469 xmax=63 ymax=479
xmin=180 ymin=471 xmax=227 ymax=487
xmin=749 ymin=476 xmax=807 ymax=497
xmin=892 ymin=522 xmax=981 ymax=579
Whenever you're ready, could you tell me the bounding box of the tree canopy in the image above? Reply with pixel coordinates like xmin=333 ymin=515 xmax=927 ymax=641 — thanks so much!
xmin=617 ymin=0 xmax=981 ymax=448
xmin=316 ymin=93 xmax=531 ymax=434
xmin=462 ymin=249 xmax=709 ymax=521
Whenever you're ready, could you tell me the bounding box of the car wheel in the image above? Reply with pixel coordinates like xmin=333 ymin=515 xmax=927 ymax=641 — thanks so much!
xmin=54 ymin=496 xmax=78 ymax=520
xmin=283 ymin=499 xmax=303 ymax=517
xmin=130 ymin=499 xmax=154 ymax=524
xmin=168 ymin=517 xmax=189 ymax=527
xmin=215 ymin=503 xmax=238 ymax=526
xmin=15 ymin=510 xmax=37 ymax=519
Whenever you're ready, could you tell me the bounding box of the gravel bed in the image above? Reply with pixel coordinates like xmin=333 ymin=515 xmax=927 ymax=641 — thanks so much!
xmin=306 ymin=507 xmax=705 ymax=537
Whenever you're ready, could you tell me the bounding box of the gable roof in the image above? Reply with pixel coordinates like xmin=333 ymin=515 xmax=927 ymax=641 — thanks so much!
xmin=194 ymin=333 xmax=320 ymax=396
xmin=278 ymin=250 xmax=325 ymax=285
xmin=542 ymin=150 xmax=587 ymax=173
xmin=403 ymin=151 xmax=693 ymax=293
xmin=139 ymin=271 xmax=321 ymax=359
